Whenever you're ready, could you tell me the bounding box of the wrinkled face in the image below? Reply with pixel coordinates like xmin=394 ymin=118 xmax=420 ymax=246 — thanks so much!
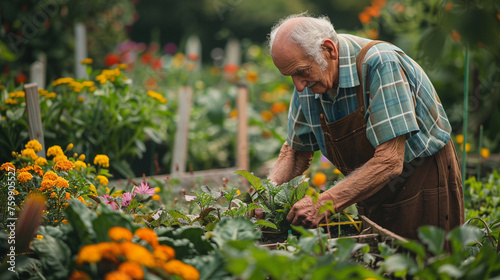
xmin=271 ymin=39 xmax=339 ymax=94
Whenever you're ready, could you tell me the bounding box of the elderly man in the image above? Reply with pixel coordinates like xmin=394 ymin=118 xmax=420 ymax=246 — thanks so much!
xmin=267 ymin=14 xmax=464 ymax=239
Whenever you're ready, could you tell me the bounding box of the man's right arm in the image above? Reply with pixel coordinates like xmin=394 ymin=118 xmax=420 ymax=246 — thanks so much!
xmin=269 ymin=141 xmax=314 ymax=185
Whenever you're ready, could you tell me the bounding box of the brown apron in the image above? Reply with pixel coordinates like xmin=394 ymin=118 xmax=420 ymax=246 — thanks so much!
xmin=319 ymin=41 xmax=464 ymax=240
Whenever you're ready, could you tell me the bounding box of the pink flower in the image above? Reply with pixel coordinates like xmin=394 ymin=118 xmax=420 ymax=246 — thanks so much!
xmin=184 ymin=195 xmax=197 ymax=201
xmin=99 ymin=194 xmax=120 ymax=210
xmin=121 ymin=192 xmax=134 ymax=207
xmin=133 ymin=182 xmax=155 ymax=197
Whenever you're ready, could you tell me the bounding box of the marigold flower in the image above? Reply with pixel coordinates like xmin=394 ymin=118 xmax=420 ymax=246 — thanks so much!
xmin=358 ymin=11 xmax=371 ymax=24
xmin=25 ymin=139 xmax=43 ymax=152
xmin=312 ymin=172 xmax=327 ymax=187
xmin=43 ymin=170 xmax=58 ymax=181
xmin=450 ymin=30 xmax=461 ymax=42
xmin=97 ymin=242 xmax=122 ymax=262
xmin=80 ymin=58 xmax=93 ymax=65
xmin=50 ymin=192 xmax=57 ymax=198
xmin=245 ymin=71 xmax=258 ymax=83
xmin=455 ymin=134 xmax=464 ymax=144
xmin=34 ymin=157 xmax=48 ymax=166
xmin=5 ymin=98 xmax=19 ymax=105
xmin=1 ymin=162 xmax=15 ymax=172
xmin=260 ymin=110 xmax=274 ymax=122
xmin=54 ymin=159 xmax=75 ymax=172
xmin=147 ymin=90 xmax=167 ymax=104
xmin=68 ymin=270 xmax=91 ymax=280
xmin=66 ymin=143 xmax=74 ymax=151
xmin=236 ymin=189 xmax=241 ymax=195
xmin=97 ymin=175 xmax=109 ymax=186
xmin=460 ymin=143 xmax=471 ymax=152
xmin=40 ymin=179 xmax=56 ymax=192
xmin=270 ymin=102 xmax=288 ymax=114
xmin=22 ymin=148 xmax=39 ymax=160
xmin=74 ymin=160 xmax=86 ymax=171
xmin=55 ymin=177 xmax=69 ymax=188
xmin=64 ymin=192 xmax=71 ymax=200
xmin=88 ymin=184 xmax=97 ymax=195
xmin=153 ymin=244 xmax=176 ymax=262
xmin=118 ymin=261 xmax=145 ymax=280
xmin=120 ymin=241 xmax=155 ymax=267
xmin=9 ymin=90 xmax=25 ymax=98
xmin=135 ymin=228 xmax=158 ymax=247
xmin=228 ymin=109 xmax=238 ymax=119
xmin=78 ymin=154 xmax=86 ymax=161
xmin=17 ymin=172 xmax=33 ymax=184
xmin=47 ymin=145 xmax=64 ymax=157
xmin=152 ymin=194 xmax=161 ymax=201
xmin=94 ymin=154 xmax=110 ymax=168
xmin=105 ymin=271 xmax=132 ymax=280
xmin=333 ymin=168 xmax=342 ymax=175
xmin=76 ymin=244 xmax=102 ymax=264
xmin=481 ymin=148 xmax=490 ymax=158
xmin=163 ymin=260 xmax=200 ymax=280
xmin=109 ymin=227 xmax=133 ymax=242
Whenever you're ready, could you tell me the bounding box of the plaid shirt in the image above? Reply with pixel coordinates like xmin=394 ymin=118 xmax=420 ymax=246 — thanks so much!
xmin=287 ymin=34 xmax=451 ymax=162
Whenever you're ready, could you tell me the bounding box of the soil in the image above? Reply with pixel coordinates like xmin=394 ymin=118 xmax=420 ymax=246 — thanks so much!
xmin=259 ymin=224 xmax=361 ymax=245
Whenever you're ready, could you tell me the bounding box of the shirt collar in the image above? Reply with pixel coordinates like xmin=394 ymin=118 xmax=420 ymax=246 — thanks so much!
xmin=337 ymin=34 xmax=362 ymax=89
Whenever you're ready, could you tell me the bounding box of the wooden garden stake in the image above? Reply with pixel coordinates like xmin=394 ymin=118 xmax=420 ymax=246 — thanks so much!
xmin=171 ymin=86 xmax=193 ymax=177
xmin=24 ymin=83 xmax=45 ymax=157
xmin=74 ymin=22 xmax=87 ymax=79
xmin=237 ymin=83 xmax=249 ymax=171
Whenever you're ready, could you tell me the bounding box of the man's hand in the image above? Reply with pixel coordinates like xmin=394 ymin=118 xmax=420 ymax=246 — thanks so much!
xmin=286 ymin=194 xmax=333 ymax=228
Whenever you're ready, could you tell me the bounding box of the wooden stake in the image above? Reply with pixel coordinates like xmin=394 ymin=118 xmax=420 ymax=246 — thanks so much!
xmin=237 ymin=83 xmax=249 ymax=171
xmin=24 ymin=83 xmax=45 ymax=157
xmin=171 ymin=86 xmax=193 ymax=177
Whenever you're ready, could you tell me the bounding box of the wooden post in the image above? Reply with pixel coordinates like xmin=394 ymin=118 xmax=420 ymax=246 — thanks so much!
xmin=75 ymin=22 xmax=87 ymax=79
xmin=24 ymin=83 xmax=45 ymax=157
xmin=236 ymin=83 xmax=249 ymax=171
xmin=171 ymin=86 xmax=193 ymax=177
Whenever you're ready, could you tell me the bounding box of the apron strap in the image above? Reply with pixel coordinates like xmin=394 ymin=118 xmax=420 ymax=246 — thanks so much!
xmin=355 ymin=40 xmax=385 ymax=113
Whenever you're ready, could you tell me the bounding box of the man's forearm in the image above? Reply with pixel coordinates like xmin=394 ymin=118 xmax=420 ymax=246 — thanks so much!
xmin=269 ymin=142 xmax=314 ymax=185
xmin=320 ymin=135 xmax=406 ymax=212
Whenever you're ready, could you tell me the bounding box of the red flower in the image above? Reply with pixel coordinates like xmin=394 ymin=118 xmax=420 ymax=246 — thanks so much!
xmin=105 ymin=53 xmax=120 ymax=67
xmin=140 ymin=53 xmax=152 ymax=64
xmin=152 ymin=58 xmax=162 ymax=70
xmin=224 ymin=63 xmax=239 ymax=74
xmin=15 ymin=73 xmax=27 ymax=84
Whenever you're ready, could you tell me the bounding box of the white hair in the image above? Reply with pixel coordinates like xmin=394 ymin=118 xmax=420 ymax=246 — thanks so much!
xmin=269 ymin=13 xmax=338 ymax=70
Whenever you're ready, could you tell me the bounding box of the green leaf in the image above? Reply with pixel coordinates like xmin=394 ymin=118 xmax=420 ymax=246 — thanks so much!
xmin=255 ymin=219 xmax=278 ymax=230
xmin=6 ymin=107 xmax=25 ymax=121
xmin=211 ymin=217 xmax=262 ymax=247
xmin=318 ymin=200 xmax=335 ymax=216
xmin=31 ymin=235 xmax=71 ymax=279
xmin=418 ymin=226 xmax=446 ymax=255
xmin=0 ymin=255 xmax=42 ymax=280
xmin=305 ymin=187 xmax=318 ymax=204
xmin=418 ymin=26 xmax=446 ymax=65
xmin=235 ymin=170 xmax=262 ymax=191
xmin=112 ymin=160 xmax=136 ymax=179
xmin=92 ymin=204 xmax=137 ymax=242
xmin=384 ymin=254 xmax=418 ymax=276
xmin=65 ymin=199 xmax=97 ymax=245
xmin=393 ymin=239 xmax=426 ymax=260
xmin=447 ymin=225 xmax=483 ymax=253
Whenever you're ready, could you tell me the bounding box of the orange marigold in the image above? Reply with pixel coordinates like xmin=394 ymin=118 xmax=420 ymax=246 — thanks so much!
xmin=118 ymin=261 xmax=145 ymax=280
xmin=104 ymin=271 xmax=132 ymax=280
xmin=153 ymin=245 xmax=176 ymax=262
xmin=163 ymin=260 xmax=200 ymax=280
xmin=260 ymin=110 xmax=274 ymax=122
xmin=109 ymin=227 xmax=133 ymax=242
xmin=47 ymin=145 xmax=64 ymax=157
xmin=22 ymin=148 xmax=38 ymax=160
xmin=135 ymin=228 xmax=158 ymax=247
xmin=43 ymin=171 xmax=58 ymax=181
xmin=1 ymin=162 xmax=15 ymax=172
xmin=68 ymin=270 xmax=91 ymax=280
xmin=33 ymin=157 xmax=47 ymax=166
xmin=270 ymin=102 xmax=287 ymax=114
xmin=54 ymin=159 xmax=75 ymax=172
xmin=64 ymin=192 xmax=71 ymax=200
xmin=25 ymin=139 xmax=43 ymax=152
xmin=39 ymin=179 xmax=56 ymax=192
xmin=97 ymin=242 xmax=122 ymax=262
xmin=17 ymin=172 xmax=33 ymax=184
xmin=55 ymin=177 xmax=69 ymax=188
xmin=76 ymin=244 xmax=102 ymax=265
xmin=120 ymin=242 xmax=155 ymax=267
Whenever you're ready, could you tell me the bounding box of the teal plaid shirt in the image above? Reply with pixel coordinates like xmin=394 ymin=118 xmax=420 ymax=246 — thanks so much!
xmin=287 ymin=34 xmax=451 ymax=162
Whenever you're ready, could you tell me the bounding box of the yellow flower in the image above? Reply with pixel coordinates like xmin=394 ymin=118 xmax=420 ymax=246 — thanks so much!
xmin=94 ymin=154 xmax=110 ymax=168
xmin=53 ymin=154 xmax=68 ymax=163
xmin=312 ymin=172 xmax=327 ymax=187
xmin=154 ymin=187 xmax=161 ymax=193
xmin=135 ymin=228 xmax=159 ymax=247
xmin=97 ymin=242 xmax=122 ymax=262
xmin=13 ymin=190 xmax=19 ymax=195
xmin=261 ymin=110 xmax=274 ymax=122
xmin=66 ymin=143 xmax=74 ymax=151
xmin=64 ymin=192 xmax=71 ymax=200
xmin=34 ymin=157 xmax=48 ymax=166
xmin=228 ymin=109 xmax=238 ymax=119
xmin=97 ymin=175 xmax=109 ymax=186
xmin=76 ymin=244 xmax=102 ymax=265
xmin=52 ymin=77 xmax=74 ymax=86
xmin=25 ymin=139 xmax=43 ymax=152
xmin=147 ymin=90 xmax=167 ymax=104
xmin=47 ymin=145 xmax=64 ymax=157
xmin=152 ymin=194 xmax=160 ymax=201
xmin=333 ymin=168 xmax=342 ymax=174
xmin=111 ymin=190 xmax=124 ymax=198
xmin=55 ymin=177 xmax=69 ymax=188
xmin=78 ymin=97 xmax=85 ymax=102
xmin=5 ymin=98 xmax=19 ymax=105
xmin=481 ymin=148 xmax=490 ymax=158
xmin=236 ymin=189 xmax=241 ymax=195
xmin=74 ymin=160 xmax=86 ymax=171
xmin=17 ymin=172 xmax=33 ymax=184
xmin=163 ymin=260 xmax=200 ymax=280
xmin=245 ymin=71 xmax=258 ymax=83
xmin=54 ymin=159 xmax=75 ymax=172
xmin=21 ymin=148 xmax=39 ymax=161
xmin=455 ymin=134 xmax=464 ymax=144
xmin=43 ymin=171 xmax=58 ymax=181
xmin=9 ymin=91 xmax=25 ymax=98
xmin=460 ymin=143 xmax=471 ymax=152
xmin=108 ymin=227 xmax=133 ymax=242
xmin=1 ymin=162 xmax=15 ymax=172
xmin=117 ymin=261 xmax=144 ymax=280
xmin=88 ymin=184 xmax=97 ymax=195
xmin=120 ymin=241 xmax=155 ymax=267
xmin=118 ymin=63 xmax=128 ymax=69
xmin=80 ymin=58 xmax=93 ymax=64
